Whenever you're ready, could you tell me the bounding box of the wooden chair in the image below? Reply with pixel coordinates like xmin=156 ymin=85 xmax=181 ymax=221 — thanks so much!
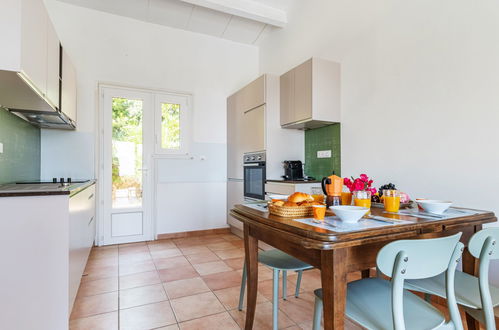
xmin=312 ymin=233 xmax=464 ymax=330
xmin=406 ymin=228 xmax=499 ymax=330
xmin=239 ymin=249 xmax=312 ymax=330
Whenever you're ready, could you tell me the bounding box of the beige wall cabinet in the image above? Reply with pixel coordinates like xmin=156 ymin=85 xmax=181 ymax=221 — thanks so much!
xmin=239 ymin=75 xmax=265 ymax=112
xmin=227 ymin=93 xmax=244 ymax=179
xmin=242 ymin=104 xmax=265 ymax=153
xmin=280 ymin=57 xmax=341 ymax=129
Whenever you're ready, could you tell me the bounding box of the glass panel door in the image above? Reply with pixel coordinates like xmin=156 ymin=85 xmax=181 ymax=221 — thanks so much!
xmin=101 ymin=87 xmax=153 ymax=245
xmin=112 ymin=97 xmax=143 ymax=208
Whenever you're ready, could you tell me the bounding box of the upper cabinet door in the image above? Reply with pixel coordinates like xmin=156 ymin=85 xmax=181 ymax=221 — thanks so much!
xmin=280 ymin=58 xmax=340 ymax=129
xmin=242 ymin=105 xmax=265 ymax=153
xmin=240 ymin=75 xmax=265 ymax=112
xmin=46 ymin=20 xmax=60 ymax=110
xmin=293 ymin=59 xmax=313 ymax=123
xmin=20 ymin=0 xmax=48 ymax=97
xmin=227 ymin=93 xmax=244 ymax=179
xmin=61 ymin=49 xmax=77 ymax=122
xmin=280 ymin=70 xmax=294 ymax=126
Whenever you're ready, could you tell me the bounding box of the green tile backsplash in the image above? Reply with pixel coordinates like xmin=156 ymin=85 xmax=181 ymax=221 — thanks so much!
xmin=0 ymin=107 xmax=40 ymax=184
xmin=304 ymin=124 xmax=341 ymax=179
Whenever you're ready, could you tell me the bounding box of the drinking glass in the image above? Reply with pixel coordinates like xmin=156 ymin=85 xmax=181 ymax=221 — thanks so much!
xmin=341 ymin=191 xmax=352 ymax=205
xmin=311 ymin=187 xmax=325 ymax=203
xmin=353 ymin=190 xmax=371 ymax=209
xmin=383 ymin=190 xmax=401 ymax=213
xmin=312 ymin=205 xmax=326 ymax=221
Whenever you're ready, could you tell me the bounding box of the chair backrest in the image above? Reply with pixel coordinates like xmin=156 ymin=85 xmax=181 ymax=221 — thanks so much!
xmin=377 ymin=233 xmax=464 ymax=330
xmin=377 ymin=232 xmax=462 ymax=279
xmin=468 ymin=227 xmax=499 ymax=260
xmin=467 ymin=228 xmax=499 ymax=330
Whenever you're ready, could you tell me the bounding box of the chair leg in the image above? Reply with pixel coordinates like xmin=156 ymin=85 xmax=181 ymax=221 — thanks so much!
xmin=238 ymin=262 xmax=247 ymax=311
xmin=424 ymin=293 xmax=432 ymax=303
xmin=282 ymin=270 xmax=287 ymax=300
xmin=313 ymin=295 xmax=323 ymax=330
xmin=273 ymin=269 xmax=280 ymax=330
xmin=295 ymin=270 xmax=303 ymax=298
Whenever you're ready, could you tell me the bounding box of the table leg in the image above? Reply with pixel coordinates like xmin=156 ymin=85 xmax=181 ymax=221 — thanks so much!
xmin=244 ymin=224 xmax=259 ymax=330
xmin=462 ymin=247 xmax=479 ymax=330
xmin=321 ymin=248 xmax=347 ymax=329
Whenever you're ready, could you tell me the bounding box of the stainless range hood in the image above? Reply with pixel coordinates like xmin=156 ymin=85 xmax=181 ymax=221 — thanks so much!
xmin=0 ymin=70 xmax=75 ymax=130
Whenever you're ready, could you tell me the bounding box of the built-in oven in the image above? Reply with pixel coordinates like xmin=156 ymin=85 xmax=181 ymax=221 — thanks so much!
xmin=243 ymin=151 xmax=266 ymax=201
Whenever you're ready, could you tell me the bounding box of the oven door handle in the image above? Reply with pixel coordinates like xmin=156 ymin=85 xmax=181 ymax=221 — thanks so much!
xmin=244 ymin=163 xmax=264 ymax=167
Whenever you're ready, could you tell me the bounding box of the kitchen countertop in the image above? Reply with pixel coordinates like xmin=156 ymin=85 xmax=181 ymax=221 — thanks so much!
xmin=266 ymin=179 xmax=321 ymax=184
xmin=0 ymin=180 xmax=96 ymax=197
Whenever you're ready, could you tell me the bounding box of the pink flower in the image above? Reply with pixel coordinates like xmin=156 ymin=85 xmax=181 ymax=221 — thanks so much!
xmin=360 ymin=174 xmax=368 ymax=182
xmin=369 ymin=188 xmax=377 ymax=195
xmin=353 ymin=179 xmax=365 ymax=191
xmin=343 ymin=178 xmax=352 ymax=188
xmin=367 ymin=180 xmax=373 ymax=186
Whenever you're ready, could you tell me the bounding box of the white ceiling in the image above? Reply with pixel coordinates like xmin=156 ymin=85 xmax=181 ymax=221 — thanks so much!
xmin=57 ymin=0 xmax=296 ymax=44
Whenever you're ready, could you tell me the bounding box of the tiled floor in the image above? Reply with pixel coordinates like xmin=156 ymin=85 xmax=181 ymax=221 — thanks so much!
xmin=70 ymin=232 xmax=491 ymax=330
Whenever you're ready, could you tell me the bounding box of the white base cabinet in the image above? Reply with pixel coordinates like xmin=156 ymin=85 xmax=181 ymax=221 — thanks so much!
xmin=69 ymin=184 xmax=96 ymax=311
xmin=0 ymin=183 xmax=96 ymax=330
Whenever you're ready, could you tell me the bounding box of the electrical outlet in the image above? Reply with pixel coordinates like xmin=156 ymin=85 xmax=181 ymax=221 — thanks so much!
xmin=317 ymin=150 xmax=331 ymax=158
xmin=0 ymin=142 xmax=3 ymax=154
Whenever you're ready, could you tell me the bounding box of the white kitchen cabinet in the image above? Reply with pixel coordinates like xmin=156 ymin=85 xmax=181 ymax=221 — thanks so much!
xmin=242 ymin=104 xmax=265 ymax=153
xmin=227 ymin=180 xmax=244 ymax=230
xmin=61 ymin=49 xmax=77 ymax=122
xmin=280 ymin=57 xmax=341 ymax=129
xmin=69 ymin=184 xmax=96 ymax=311
xmin=46 ymin=19 xmax=60 ymax=109
xmin=20 ymin=0 xmax=48 ymax=98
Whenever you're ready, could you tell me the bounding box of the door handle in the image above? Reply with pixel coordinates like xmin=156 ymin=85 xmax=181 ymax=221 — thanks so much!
xmin=138 ymin=168 xmax=148 ymax=172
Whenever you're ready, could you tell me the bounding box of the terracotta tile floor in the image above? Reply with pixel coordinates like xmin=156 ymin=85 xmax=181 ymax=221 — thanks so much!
xmin=70 ymin=233 xmax=487 ymax=330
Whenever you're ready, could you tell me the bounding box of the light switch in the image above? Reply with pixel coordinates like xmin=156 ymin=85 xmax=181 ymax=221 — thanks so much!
xmin=0 ymin=142 xmax=3 ymax=154
xmin=317 ymin=150 xmax=331 ymax=158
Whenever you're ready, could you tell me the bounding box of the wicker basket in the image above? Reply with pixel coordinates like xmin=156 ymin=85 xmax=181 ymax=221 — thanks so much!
xmin=268 ymin=204 xmax=314 ymax=218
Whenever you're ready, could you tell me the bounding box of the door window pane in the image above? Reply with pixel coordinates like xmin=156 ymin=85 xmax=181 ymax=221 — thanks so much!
xmin=112 ymin=97 xmax=143 ymax=208
xmin=161 ymin=103 xmax=180 ymax=150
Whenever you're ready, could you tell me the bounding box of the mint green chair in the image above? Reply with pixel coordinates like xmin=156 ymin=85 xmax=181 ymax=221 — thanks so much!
xmin=239 ymin=249 xmax=312 ymax=330
xmin=312 ymin=233 xmax=464 ymax=330
xmin=406 ymin=228 xmax=499 ymax=330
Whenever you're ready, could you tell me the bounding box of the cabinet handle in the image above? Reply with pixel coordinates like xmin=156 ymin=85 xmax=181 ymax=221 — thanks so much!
xmin=88 ymin=216 xmax=94 ymax=226
xmin=88 ymin=193 xmax=94 ymax=200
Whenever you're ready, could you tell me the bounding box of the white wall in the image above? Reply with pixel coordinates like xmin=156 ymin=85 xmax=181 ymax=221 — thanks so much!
xmin=259 ymin=0 xmax=499 ymax=284
xmin=42 ymin=0 xmax=259 ymax=234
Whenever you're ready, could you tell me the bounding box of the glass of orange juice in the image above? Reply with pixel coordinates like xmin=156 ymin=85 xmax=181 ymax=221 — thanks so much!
xmin=341 ymin=191 xmax=352 ymax=205
xmin=383 ymin=190 xmax=401 ymax=213
xmin=312 ymin=205 xmax=326 ymax=221
xmin=353 ymin=190 xmax=371 ymax=209
xmin=311 ymin=187 xmax=325 ymax=203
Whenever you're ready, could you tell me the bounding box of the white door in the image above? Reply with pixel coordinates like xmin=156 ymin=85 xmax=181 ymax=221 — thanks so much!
xmin=101 ymin=87 xmax=154 ymax=245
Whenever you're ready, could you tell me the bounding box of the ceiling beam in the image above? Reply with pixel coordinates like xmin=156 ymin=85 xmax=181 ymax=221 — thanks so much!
xmin=179 ymin=0 xmax=287 ymax=27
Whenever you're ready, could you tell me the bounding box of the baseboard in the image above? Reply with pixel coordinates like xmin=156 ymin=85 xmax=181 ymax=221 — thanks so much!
xmin=157 ymin=227 xmax=231 ymax=239
xmin=229 ymin=225 xmax=243 ymax=238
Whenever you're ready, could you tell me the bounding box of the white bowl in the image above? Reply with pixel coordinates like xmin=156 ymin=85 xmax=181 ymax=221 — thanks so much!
xmin=416 ymin=200 xmax=453 ymax=214
xmin=330 ymin=206 xmax=369 ymax=223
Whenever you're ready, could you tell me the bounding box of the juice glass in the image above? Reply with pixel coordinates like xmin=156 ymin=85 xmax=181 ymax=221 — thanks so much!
xmin=312 ymin=205 xmax=326 ymax=221
xmin=311 ymin=187 xmax=325 ymax=203
xmin=383 ymin=190 xmax=401 ymax=213
xmin=353 ymin=190 xmax=371 ymax=209
xmin=341 ymin=191 xmax=352 ymax=205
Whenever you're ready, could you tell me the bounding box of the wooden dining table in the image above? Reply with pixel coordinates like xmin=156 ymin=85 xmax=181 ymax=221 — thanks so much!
xmin=230 ymin=204 xmax=497 ymax=329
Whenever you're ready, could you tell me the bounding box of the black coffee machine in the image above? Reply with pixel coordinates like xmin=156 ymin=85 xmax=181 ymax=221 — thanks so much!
xmin=282 ymin=161 xmax=304 ymax=180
